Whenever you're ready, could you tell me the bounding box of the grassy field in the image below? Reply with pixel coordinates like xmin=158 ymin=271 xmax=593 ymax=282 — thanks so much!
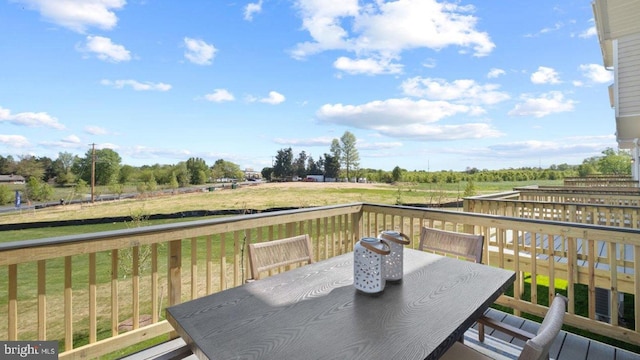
xmin=0 ymin=180 xmax=560 ymax=238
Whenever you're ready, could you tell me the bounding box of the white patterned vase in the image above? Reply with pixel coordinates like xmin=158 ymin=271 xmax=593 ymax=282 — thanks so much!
xmin=353 ymin=237 xmax=391 ymax=294
xmin=379 ymin=231 xmax=410 ymax=282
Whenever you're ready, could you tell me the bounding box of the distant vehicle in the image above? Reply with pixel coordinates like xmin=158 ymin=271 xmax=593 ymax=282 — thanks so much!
xmin=305 ymin=175 xmax=324 ymax=182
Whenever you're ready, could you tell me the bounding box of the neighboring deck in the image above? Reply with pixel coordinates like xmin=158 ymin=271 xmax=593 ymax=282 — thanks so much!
xmin=120 ymin=308 xmax=640 ymax=360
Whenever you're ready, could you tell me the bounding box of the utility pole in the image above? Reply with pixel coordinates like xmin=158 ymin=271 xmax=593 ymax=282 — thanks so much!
xmin=91 ymin=143 xmax=96 ymax=203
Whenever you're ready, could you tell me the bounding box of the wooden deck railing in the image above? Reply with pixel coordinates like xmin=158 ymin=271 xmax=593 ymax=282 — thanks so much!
xmin=516 ymin=186 xmax=640 ymax=205
xmin=564 ymin=176 xmax=638 ymax=188
xmin=2 ymin=202 xmax=640 ymax=358
xmin=465 ymin=197 xmax=640 ymax=228
xmin=361 ymin=203 xmax=640 ymax=347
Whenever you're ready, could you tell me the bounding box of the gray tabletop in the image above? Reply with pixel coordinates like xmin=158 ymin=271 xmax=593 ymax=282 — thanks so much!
xmin=166 ymin=249 xmax=515 ymax=360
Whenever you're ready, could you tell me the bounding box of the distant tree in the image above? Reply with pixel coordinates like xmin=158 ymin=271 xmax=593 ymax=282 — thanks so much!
xmin=323 ymin=153 xmax=340 ymax=179
xmin=186 ymin=157 xmax=208 ymax=185
xmin=211 ymin=159 xmax=244 ymax=180
xmin=0 ymin=185 xmax=12 ymax=204
xmin=597 ymin=148 xmax=631 ymax=175
xmin=273 ymin=148 xmax=294 ymax=179
xmin=330 ymin=139 xmax=341 ymax=160
xmin=146 ymin=176 xmax=158 ymax=192
xmin=53 ymin=152 xmax=78 ymax=186
xmin=173 ymin=162 xmax=191 ymax=187
xmin=150 ymin=164 xmax=175 ymax=185
xmin=118 ymin=164 xmax=136 ymax=184
xmin=25 ymin=177 xmax=53 ymax=201
xmin=293 ymin=151 xmax=308 ymax=178
xmin=169 ymin=174 xmax=179 ymax=190
xmin=261 ymin=167 xmax=273 ymax=180
xmin=463 ymin=179 xmax=477 ymax=197
xmin=15 ymin=155 xmax=45 ymax=181
xmin=108 ymin=182 xmax=125 ymax=198
xmin=307 ymin=156 xmax=321 ymax=175
xmin=336 ymin=131 xmax=360 ymax=181
xmin=0 ymin=155 xmax=15 ymax=174
xmin=74 ymin=148 xmax=122 ymax=185
xmin=392 ymin=166 xmax=403 ymax=183
xmin=138 ymin=169 xmax=156 ymax=184
xmin=74 ymin=179 xmax=89 ymax=201
xmin=35 ymin=156 xmax=56 ymax=182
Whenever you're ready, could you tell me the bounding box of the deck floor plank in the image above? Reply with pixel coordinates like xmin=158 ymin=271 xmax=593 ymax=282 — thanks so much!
xmin=617 ymin=348 xmax=640 ymax=360
xmin=587 ymin=339 xmax=616 ymax=360
xmin=467 ymin=309 xmax=640 ymax=360
xmin=556 ymin=331 xmax=590 ymax=360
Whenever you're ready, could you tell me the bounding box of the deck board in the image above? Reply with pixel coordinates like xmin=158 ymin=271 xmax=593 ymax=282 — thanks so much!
xmin=587 ymin=340 xmax=616 ymax=360
xmin=471 ymin=308 xmax=640 ymax=360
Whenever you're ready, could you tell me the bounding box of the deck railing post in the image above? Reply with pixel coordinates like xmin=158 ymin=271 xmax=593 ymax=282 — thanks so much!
xmin=168 ymin=240 xmax=182 ymax=306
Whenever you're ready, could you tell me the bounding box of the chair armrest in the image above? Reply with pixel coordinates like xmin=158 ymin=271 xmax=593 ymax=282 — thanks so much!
xmin=477 ymin=315 xmax=535 ymax=342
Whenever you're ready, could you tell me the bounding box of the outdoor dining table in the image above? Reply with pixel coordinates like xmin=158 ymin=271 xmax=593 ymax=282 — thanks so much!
xmin=166 ymin=248 xmax=516 ymax=360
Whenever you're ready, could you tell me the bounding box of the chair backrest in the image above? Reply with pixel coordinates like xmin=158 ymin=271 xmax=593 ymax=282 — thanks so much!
xmin=418 ymin=227 xmax=484 ymax=263
xmin=518 ymin=295 xmax=568 ymax=360
xmin=248 ymin=234 xmax=314 ymax=280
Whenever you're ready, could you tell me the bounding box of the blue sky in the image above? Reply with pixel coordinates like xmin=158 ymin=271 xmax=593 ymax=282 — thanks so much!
xmin=0 ymin=0 xmax=617 ymax=172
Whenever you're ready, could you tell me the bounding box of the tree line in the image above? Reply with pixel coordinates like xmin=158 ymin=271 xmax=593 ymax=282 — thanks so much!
xmin=0 ymin=149 xmax=246 ymax=204
xmin=0 ymin=131 xmax=633 ymax=205
xmin=263 ymin=131 xmax=360 ymax=181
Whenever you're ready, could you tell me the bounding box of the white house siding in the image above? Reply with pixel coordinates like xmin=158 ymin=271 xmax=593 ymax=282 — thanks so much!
xmin=617 ymin=33 xmax=640 ymax=117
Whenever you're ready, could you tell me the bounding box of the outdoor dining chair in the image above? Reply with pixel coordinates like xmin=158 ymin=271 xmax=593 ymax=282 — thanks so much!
xmin=440 ymin=294 xmax=568 ymax=360
xmin=247 ymin=234 xmax=314 ymax=280
xmin=418 ymin=226 xmax=484 ymax=263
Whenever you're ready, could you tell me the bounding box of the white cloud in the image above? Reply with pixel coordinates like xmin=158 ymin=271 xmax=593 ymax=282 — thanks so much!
xmin=378 ymin=122 xmax=503 ymax=141
xmin=422 ymin=58 xmax=437 ymax=68
xmin=315 ymin=98 xmax=501 ymax=142
xmin=15 ymin=0 xmax=125 ymax=33
xmin=259 ymin=91 xmax=286 ymax=104
xmin=318 ymin=98 xmax=472 ymax=126
xmin=526 ymin=22 xmax=564 ymax=37
xmin=61 ymin=134 xmax=81 ymax=144
xmin=84 ymin=126 xmax=109 ymax=135
xmin=184 ymin=37 xmax=217 ymax=65
xmin=487 ymin=68 xmax=505 ymax=79
xmin=484 ymin=136 xmax=615 ymax=158
xmin=244 ymin=0 xmax=263 ymax=21
xmin=205 ymin=89 xmax=235 ymax=102
xmin=291 ymin=0 xmax=494 ymax=61
xmin=82 ymin=36 xmax=131 ymax=62
xmin=508 ymin=91 xmax=575 ymax=118
xmin=0 ymin=135 xmax=29 ymax=148
xmin=334 ymin=56 xmax=403 ymax=75
xmin=530 ymin=66 xmax=561 ymax=84
xmin=101 ymin=79 xmax=172 ymax=91
xmin=40 ymin=134 xmax=83 ymax=149
xmin=0 ymin=106 xmax=65 ymax=129
xmin=401 ymin=77 xmax=510 ymax=105
xmin=579 ymin=26 xmax=597 ymax=39
xmin=96 ymin=142 xmax=119 ymax=150
xmin=579 ymin=64 xmax=613 ymax=84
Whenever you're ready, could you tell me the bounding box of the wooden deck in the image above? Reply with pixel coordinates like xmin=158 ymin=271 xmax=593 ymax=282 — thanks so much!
xmin=466 ymin=308 xmax=640 ymax=360
xmin=119 ymin=308 xmax=640 ymax=360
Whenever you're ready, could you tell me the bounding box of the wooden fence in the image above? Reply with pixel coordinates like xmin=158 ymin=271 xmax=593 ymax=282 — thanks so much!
xmin=2 ymin=202 xmax=640 ymax=358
